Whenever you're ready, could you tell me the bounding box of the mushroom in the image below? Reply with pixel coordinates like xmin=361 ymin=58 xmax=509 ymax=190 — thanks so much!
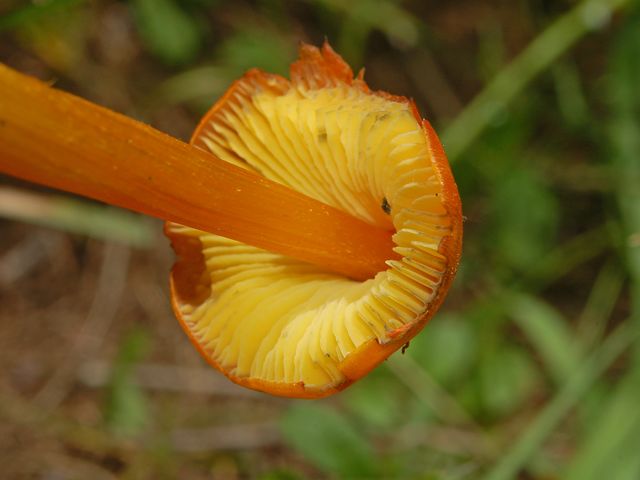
xmin=0 ymin=42 xmax=461 ymax=399
xmin=166 ymin=42 xmax=463 ymax=398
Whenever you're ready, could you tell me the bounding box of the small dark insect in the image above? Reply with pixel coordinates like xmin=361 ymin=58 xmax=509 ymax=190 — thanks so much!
xmin=401 ymin=341 xmax=410 ymax=354
xmin=381 ymin=197 xmax=391 ymax=214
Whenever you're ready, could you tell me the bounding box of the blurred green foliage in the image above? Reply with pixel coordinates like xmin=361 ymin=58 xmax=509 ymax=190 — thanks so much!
xmin=281 ymin=404 xmax=377 ymax=477
xmin=1 ymin=0 xmax=640 ymax=478
xmin=0 ymin=0 xmax=81 ymax=32
xmin=104 ymin=329 xmax=151 ymax=436
xmin=131 ymin=0 xmax=203 ymax=66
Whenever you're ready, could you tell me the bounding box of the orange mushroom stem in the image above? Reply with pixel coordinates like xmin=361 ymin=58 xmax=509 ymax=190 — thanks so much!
xmin=0 ymin=63 xmax=398 ymax=281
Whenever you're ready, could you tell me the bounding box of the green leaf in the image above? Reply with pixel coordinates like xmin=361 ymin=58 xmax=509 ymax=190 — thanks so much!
xmin=408 ymin=313 xmax=476 ymax=387
xmin=442 ymin=0 xmax=635 ymax=162
xmin=552 ymin=60 xmax=591 ymax=130
xmin=280 ymin=403 xmax=377 ymax=477
xmin=132 ymin=0 xmax=201 ymax=66
xmin=0 ymin=0 xmax=83 ymax=32
xmin=479 ymin=345 xmax=539 ymax=418
xmin=508 ymin=293 xmax=581 ymax=384
xmin=219 ymin=27 xmax=294 ymax=77
xmin=154 ymin=65 xmax=234 ymax=108
xmin=343 ymin=369 xmax=402 ymax=431
xmin=577 ymin=261 xmax=625 ymax=347
xmin=490 ymin=166 xmax=559 ymax=272
xmin=564 ymin=373 xmax=640 ymax=480
xmin=483 ymin=321 xmax=639 ymax=480
xmin=567 ymin=9 xmax=640 ymax=476
xmin=607 ymin=2 xmax=640 ymax=365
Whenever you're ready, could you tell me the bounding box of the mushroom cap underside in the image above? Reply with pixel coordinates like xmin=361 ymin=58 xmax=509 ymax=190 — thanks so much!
xmin=166 ymin=42 xmax=463 ymax=398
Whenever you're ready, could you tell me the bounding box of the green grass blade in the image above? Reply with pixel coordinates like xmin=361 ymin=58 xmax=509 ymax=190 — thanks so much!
xmin=104 ymin=329 xmax=151 ymax=437
xmin=482 ymin=320 xmax=638 ymax=480
xmin=507 ymin=293 xmax=581 ymax=384
xmin=577 ymin=261 xmax=625 ymax=347
xmin=564 ymin=372 xmax=640 ymax=480
xmin=0 ymin=187 xmax=154 ymax=247
xmin=607 ymin=3 xmax=640 ymax=365
xmin=442 ymin=0 xmax=633 ymax=162
xmin=280 ymin=404 xmax=377 ymax=478
xmin=386 ymin=354 xmax=478 ymax=428
xmin=0 ymin=0 xmax=83 ymax=32
xmin=131 ymin=0 xmax=202 ymax=66
xmin=613 ymin=428 xmax=640 ymax=480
